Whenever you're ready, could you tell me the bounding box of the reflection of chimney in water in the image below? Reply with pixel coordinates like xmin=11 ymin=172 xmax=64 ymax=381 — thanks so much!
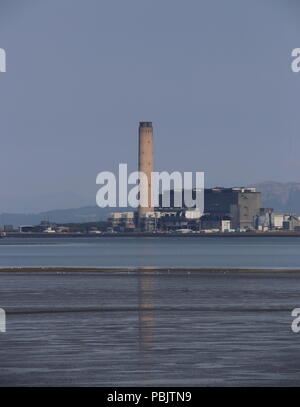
xmin=138 ymin=274 xmax=155 ymax=354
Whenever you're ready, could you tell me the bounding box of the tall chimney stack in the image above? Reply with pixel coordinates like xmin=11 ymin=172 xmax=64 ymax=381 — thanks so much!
xmin=138 ymin=122 xmax=154 ymax=220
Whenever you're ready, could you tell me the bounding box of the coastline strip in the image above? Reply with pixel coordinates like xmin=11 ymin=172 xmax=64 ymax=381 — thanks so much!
xmin=1 ymin=266 xmax=300 ymax=273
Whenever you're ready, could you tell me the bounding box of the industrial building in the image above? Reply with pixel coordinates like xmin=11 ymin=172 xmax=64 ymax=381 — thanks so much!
xmin=200 ymin=215 xmax=231 ymax=232
xmin=204 ymin=187 xmax=261 ymax=230
xmin=255 ymin=208 xmax=274 ymax=231
xmin=107 ymin=122 xmax=300 ymax=233
xmin=156 ymin=186 xmax=261 ymax=231
xmin=282 ymin=215 xmax=300 ymax=231
xmin=108 ymin=212 xmax=136 ymax=232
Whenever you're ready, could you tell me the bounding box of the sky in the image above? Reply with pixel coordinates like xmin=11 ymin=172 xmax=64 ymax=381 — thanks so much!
xmin=0 ymin=0 xmax=300 ymax=213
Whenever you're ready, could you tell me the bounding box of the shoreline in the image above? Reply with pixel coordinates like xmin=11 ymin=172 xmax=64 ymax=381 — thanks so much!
xmin=2 ymin=231 xmax=300 ymax=238
xmin=1 ymin=266 xmax=300 ymax=273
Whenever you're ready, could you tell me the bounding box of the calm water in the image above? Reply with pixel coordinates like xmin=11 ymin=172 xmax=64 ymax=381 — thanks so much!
xmin=1 ymin=237 xmax=300 ymax=386
xmin=0 ymin=236 xmax=300 ymax=268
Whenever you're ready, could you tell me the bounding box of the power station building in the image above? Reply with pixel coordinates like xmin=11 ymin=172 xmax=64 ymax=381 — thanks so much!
xmin=157 ymin=187 xmax=261 ymax=230
xmin=108 ymin=122 xmax=265 ymax=232
xmin=203 ymin=187 xmax=261 ymax=230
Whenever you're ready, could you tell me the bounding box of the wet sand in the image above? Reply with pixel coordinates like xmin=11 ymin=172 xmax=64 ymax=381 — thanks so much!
xmin=1 ymin=270 xmax=300 ymax=386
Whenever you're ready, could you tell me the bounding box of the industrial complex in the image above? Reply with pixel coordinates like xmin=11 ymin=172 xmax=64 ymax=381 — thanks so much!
xmin=3 ymin=121 xmax=300 ymax=236
xmin=108 ymin=122 xmax=300 ymax=234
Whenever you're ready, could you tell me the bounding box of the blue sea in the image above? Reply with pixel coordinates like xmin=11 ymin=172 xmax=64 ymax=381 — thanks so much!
xmin=0 ymin=236 xmax=300 ymax=269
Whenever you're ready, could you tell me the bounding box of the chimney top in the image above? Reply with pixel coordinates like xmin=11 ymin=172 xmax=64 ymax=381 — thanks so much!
xmin=139 ymin=122 xmax=152 ymax=128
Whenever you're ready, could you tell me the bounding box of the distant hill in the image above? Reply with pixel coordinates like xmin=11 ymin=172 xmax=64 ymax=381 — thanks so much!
xmin=252 ymin=181 xmax=300 ymax=214
xmin=0 ymin=206 xmax=111 ymax=228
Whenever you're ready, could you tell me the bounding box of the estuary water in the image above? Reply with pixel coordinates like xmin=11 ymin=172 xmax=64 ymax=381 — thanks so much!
xmin=0 ymin=237 xmax=300 ymax=386
xmin=0 ymin=236 xmax=300 ymax=269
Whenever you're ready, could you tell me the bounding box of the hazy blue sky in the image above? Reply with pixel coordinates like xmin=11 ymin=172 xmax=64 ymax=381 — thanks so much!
xmin=0 ymin=0 xmax=300 ymax=212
